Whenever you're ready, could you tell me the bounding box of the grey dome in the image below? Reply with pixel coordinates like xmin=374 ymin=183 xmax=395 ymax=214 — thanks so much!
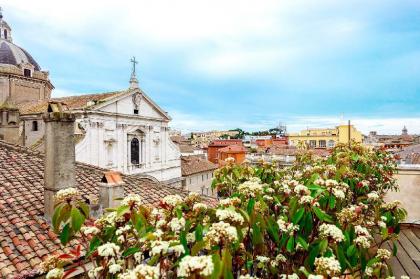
xmin=0 ymin=39 xmax=41 ymax=71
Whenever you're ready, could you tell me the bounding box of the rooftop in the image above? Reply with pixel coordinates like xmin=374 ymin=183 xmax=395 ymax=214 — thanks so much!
xmin=0 ymin=140 xmax=191 ymax=277
xmin=181 ymin=155 xmax=218 ymax=176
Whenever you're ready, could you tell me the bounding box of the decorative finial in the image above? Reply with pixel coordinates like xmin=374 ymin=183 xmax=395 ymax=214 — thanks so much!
xmin=129 ymin=56 xmax=139 ymax=89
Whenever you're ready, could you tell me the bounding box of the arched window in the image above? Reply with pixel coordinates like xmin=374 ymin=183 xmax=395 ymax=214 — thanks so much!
xmin=131 ymin=138 xmax=140 ymax=164
xmin=32 ymin=120 xmax=38 ymax=131
xmin=4 ymin=29 xmax=7 ymax=39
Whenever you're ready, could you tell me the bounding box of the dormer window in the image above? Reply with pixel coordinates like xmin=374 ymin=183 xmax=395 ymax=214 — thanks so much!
xmin=23 ymin=69 xmax=31 ymax=77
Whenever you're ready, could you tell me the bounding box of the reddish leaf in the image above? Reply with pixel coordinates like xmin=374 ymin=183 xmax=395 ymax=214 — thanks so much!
xmin=63 ymin=267 xmax=78 ymax=279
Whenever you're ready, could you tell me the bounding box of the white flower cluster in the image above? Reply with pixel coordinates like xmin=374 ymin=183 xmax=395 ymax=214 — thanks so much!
xmin=279 ymin=274 xmax=299 ymax=279
xmin=116 ymin=224 xmax=132 ymax=236
xmin=256 ymin=255 xmax=270 ymax=263
xmin=318 ymin=224 xmax=344 ymax=243
xmin=376 ymin=248 xmax=391 ymax=260
xmin=168 ymin=217 xmax=186 ymax=233
xmin=121 ymin=194 xmax=142 ymax=208
xmin=367 ymin=191 xmax=379 ymax=202
xmin=98 ymin=242 xmax=120 ymax=257
xmin=293 ymin=184 xmax=310 ymax=196
xmin=354 ymin=225 xmax=373 ymax=249
xmin=205 ymin=221 xmax=238 ymax=246
xmin=299 ymin=195 xmax=314 ymax=205
xmin=162 ymin=194 xmax=183 ymax=207
xmin=95 ymin=211 xmax=125 ymax=226
xmin=314 ymin=256 xmax=341 ymax=276
xmin=238 ymin=178 xmax=263 ymax=197
xmin=277 ymin=218 xmax=299 ymax=235
xmin=119 ymin=264 xmax=160 ymax=279
xmin=88 ymin=266 xmax=103 ymax=278
xmin=55 ymin=187 xmax=80 ymax=203
xmin=193 ymin=203 xmax=208 ymax=212
xmin=108 ymin=262 xmax=122 ymax=274
xmin=332 ymin=188 xmax=345 ymax=199
xmin=382 ymin=200 xmax=402 ymax=211
xmin=325 ymin=179 xmax=339 ymax=188
xmin=150 ymin=240 xmax=170 ymax=256
xmin=225 ymin=157 xmax=235 ymax=164
xmin=308 ymin=275 xmax=324 ymax=279
xmin=168 ymin=244 xmax=185 ymax=256
xmin=219 ymin=197 xmax=241 ymax=207
xmin=178 ymin=255 xmax=214 ymax=277
xmin=216 ymin=208 xmax=244 ymax=225
xmin=80 ymin=226 xmax=100 ymax=236
xmin=46 ymin=268 xmax=64 ymax=279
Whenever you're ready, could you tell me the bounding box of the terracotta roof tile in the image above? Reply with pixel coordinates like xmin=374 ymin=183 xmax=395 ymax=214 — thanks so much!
xmin=181 ymin=156 xmax=218 ymax=176
xmin=17 ymin=90 xmax=128 ymax=114
xmin=0 ymin=140 xmax=203 ymax=278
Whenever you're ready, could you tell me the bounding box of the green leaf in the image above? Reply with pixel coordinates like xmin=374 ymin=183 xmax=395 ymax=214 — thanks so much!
xmin=78 ymin=202 xmax=90 ymax=218
xmin=211 ymin=254 xmax=222 ymax=279
xmin=297 ymin=236 xmax=308 ymax=250
xmin=52 ymin=204 xmax=64 ymax=233
xmin=88 ymin=236 xmax=101 ymax=256
xmin=308 ymin=244 xmax=320 ymax=268
xmin=195 ymin=224 xmax=203 ymax=241
xmin=60 ymin=224 xmax=71 ymax=245
xmin=180 ymin=231 xmax=190 ymax=255
xmin=346 ymin=245 xmax=357 ymax=257
xmin=286 ymin=236 xmax=295 ymax=252
xmin=191 ymin=241 xmax=205 ymax=256
xmin=247 ymin=198 xmax=255 ymax=215
xmin=319 ymin=239 xmax=328 ymax=253
xmin=222 ymin=249 xmax=234 ymax=279
xmin=337 ymin=246 xmax=347 ymax=271
xmin=329 ymin=195 xmax=336 ymax=209
xmin=70 ymin=207 xmax=84 ymax=232
xmin=252 ymin=224 xmax=263 ymax=246
xmin=292 ymin=208 xmax=305 ymax=224
xmin=313 ymin=207 xmax=333 ymax=223
xmin=122 ymin=247 xmax=140 ymax=257
xmin=117 ymin=205 xmax=130 ymax=217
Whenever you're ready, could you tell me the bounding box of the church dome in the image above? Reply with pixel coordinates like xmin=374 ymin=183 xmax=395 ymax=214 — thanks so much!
xmin=0 ymin=8 xmax=41 ymax=71
xmin=0 ymin=40 xmax=41 ymax=71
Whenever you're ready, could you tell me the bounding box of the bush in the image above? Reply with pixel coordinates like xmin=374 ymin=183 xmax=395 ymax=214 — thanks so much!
xmin=45 ymin=144 xmax=407 ymax=279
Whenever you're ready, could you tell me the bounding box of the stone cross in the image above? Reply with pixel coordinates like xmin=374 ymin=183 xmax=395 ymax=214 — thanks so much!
xmin=130 ymin=56 xmax=138 ymax=75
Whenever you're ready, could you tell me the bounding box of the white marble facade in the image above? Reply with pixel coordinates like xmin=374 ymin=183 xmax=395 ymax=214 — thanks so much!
xmin=74 ymin=89 xmax=182 ymax=186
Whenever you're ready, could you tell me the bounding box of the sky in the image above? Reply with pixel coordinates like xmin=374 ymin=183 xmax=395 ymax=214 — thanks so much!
xmin=3 ymin=0 xmax=420 ymax=134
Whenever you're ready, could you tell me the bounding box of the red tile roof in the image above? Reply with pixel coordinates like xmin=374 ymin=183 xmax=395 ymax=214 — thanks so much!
xmin=181 ymin=156 xmax=218 ymax=176
xmin=218 ymin=145 xmax=247 ymax=153
xmin=17 ymin=91 xmax=128 ymax=115
xmin=0 ymin=140 xmax=192 ymax=278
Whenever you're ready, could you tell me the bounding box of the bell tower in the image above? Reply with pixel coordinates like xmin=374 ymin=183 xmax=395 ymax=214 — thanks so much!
xmin=0 ymin=7 xmax=12 ymax=42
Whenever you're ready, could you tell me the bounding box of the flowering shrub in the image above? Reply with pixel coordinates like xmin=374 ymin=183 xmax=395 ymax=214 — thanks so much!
xmin=46 ymin=144 xmax=408 ymax=278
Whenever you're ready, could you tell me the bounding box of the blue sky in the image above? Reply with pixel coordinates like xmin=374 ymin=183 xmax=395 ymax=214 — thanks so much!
xmin=3 ymin=0 xmax=420 ymax=134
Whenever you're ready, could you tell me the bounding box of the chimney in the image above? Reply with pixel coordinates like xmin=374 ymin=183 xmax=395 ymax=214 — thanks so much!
xmin=43 ymin=102 xmax=75 ymax=219
xmin=99 ymin=171 xmax=125 ymax=209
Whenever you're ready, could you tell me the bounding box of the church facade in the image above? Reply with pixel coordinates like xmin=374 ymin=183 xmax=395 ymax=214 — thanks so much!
xmin=0 ymin=10 xmax=182 ymax=187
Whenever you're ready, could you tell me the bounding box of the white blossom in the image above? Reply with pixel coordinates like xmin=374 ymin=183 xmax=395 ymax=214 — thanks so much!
xmin=98 ymin=242 xmax=120 ymax=257
xmin=205 ymin=221 xmax=238 ymax=245
xmin=216 ymin=208 xmax=244 ymax=225
xmin=55 ymin=187 xmax=80 ymax=203
xmin=314 ymin=256 xmax=341 ymax=276
xmin=319 ymin=224 xmax=344 ymax=243
xmin=109 ymin=263 xmax=122 ymax=274
xmin=178 ymin=255 xmax=214 ymax=277
xmin=46 ymin=268 xmax=64 ymax=279
xmin=168 ymin=217 xmax=186 ymax=233
xmin=121 ymin=194 xmax=142 ymax=208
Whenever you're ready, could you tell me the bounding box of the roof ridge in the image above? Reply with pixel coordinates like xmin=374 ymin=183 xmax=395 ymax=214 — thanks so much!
xmin=0 ymin=140 xmax=42 ymax=156
xmin=53 ymin=90 xmax=129 ymax=100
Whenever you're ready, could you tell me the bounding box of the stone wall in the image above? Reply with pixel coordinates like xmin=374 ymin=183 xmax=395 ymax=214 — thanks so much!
xmin=386 ymin=165 xmax=420 ymax=223
xmin=182 ymin=170 xmax=215 ymax=197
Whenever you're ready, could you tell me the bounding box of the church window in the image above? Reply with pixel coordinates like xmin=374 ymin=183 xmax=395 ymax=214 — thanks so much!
xmin=4 ymin=29 xmax=7 ymax=39
xmin=131 ymin=138 xmax=140 ymax=165
xmin=24 ymin=69 xmax=31 ymax=77
xmin=32 ymin=120 xmax=38 ymax=131
xmin=134 ymin=109 xmax=139 ymax=114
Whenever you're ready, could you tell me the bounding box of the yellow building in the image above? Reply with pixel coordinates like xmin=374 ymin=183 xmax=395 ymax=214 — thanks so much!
xmin=288 ymin=124 xmax=363 ymax=149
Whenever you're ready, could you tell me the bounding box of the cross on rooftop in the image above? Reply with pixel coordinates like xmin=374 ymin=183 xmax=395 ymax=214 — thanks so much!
xmin=130 ymin=56 xmax=138 ymax=75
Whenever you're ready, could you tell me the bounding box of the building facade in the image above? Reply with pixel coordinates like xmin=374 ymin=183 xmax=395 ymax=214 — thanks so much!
xmin=288 ymin=124 xmax=363 ymax=148
xmin=181 ymin=155 xmax=218 ymax=197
